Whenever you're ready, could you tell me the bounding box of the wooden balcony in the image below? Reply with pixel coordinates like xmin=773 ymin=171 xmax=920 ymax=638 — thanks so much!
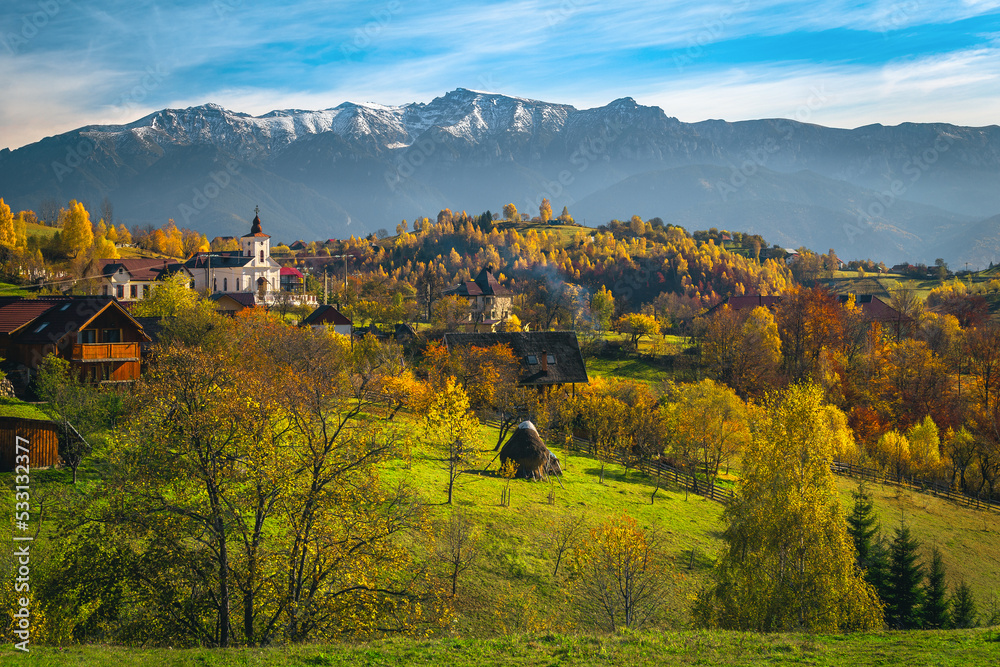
xmin=70 ymin=342 xmax=141 ymax=363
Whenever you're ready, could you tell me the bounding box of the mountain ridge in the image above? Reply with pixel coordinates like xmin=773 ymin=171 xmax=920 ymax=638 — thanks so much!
xmin=1 ymin=89 xmax=998 ymax=264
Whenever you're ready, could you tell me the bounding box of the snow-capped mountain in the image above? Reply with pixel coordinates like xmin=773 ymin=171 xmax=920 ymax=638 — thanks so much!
xmin=1 ymin=88 xmax=999 ymax=264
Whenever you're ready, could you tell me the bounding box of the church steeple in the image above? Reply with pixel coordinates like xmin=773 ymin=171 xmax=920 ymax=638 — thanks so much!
xmin=250 ymin=205 xmax=263 ymax=235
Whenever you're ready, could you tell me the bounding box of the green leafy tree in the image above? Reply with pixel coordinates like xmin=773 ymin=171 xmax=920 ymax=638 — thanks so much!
xmin=921 ymin=546 xmax=950 ymax=629
xmin=887 ymin=523 xmax=924 ymax=629
xmin=130 ymin=272 xmax=200 ymax=318
xmin=33 ymin=354 xmax=113 ymax=483
xmin=590 ymin=286 xmax=614 ymax=332
xmin=693 ymin=383 xmax=883 ymax=632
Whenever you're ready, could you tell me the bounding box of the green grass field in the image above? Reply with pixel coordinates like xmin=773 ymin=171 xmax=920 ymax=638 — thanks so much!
xmin=11 ymin=629 xmax=1000 ymax=665
xmin=383 ymin=420 xmax=725 ymax=635
xmin=0 ymin=397 xmax=49 ymax=421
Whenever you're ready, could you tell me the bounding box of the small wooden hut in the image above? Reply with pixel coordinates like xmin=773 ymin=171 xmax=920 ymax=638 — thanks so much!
xmin=498 ymin=421 xmax=562 ymax=480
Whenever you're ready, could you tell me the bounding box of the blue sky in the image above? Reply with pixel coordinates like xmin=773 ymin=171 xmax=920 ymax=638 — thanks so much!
xmin=1 ymin=0 xmax=999 ymax=149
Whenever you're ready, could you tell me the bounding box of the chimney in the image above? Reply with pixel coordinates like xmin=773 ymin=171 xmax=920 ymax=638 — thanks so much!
xmin=540 ymin=350 xmax=548 ymax=372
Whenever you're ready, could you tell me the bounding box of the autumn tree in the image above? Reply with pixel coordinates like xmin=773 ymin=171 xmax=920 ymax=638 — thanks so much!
xmin=694 ymin=383 xmax=883 ymax=631
xmin=422 ymin=378 xmax=482 ymax=504
xmin=435 ymin=510 xmax=480 ymax=596
xmin=614 ymin=312 xmax=659 ymax=350
xmin=670 ymin=379 xmax=749 ymax=496
xmin=702 ymin=305 xmax=782 ymax=397
xmin=59 ymin=200 xmax=94 ymax=258
xmin=0 ymin=198 xmax=15 ymax=248
xmin=539 ymin=198 xmax=552 ymax=223
xmin=503 ymin=203 xmax=519 ymax=222
xmin=576 ymin=514 xmax=668 ymax=631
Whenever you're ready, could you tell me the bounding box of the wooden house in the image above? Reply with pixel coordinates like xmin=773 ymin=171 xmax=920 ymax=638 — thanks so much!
xmin=443 ymin=331 xmax=589 ymax=393
xmin=0 ymin=296 xmax=151 ymax=390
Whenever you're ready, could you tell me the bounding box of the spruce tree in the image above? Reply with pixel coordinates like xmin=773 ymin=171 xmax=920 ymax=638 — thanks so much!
xmin=921 ymin=547 xmax=949 ymax=628
xmin=847 ymin=483 xmax=891 ymax=604
xmin=887 ymin=522 xmax=925 ymax=629
xmin=847 ymin=483 xmax=880 ymax=568
xmin=950 ymin=581 xmax=978 ymax=629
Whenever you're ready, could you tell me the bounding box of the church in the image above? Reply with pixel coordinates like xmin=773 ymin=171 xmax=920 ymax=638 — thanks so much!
xmin=184 ymin=208 xmax=282 ymax=300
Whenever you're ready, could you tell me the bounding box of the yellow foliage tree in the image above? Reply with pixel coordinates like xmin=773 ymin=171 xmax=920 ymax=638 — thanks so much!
xmin=58 ymin=200 xmax=94 ymax=258
xmin=0 ymin=198 xmax=15 ymax=248
xmin=694 ymin=383 xmax=883 ymax=632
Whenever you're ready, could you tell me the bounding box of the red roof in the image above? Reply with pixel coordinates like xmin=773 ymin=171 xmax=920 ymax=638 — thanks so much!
xmin=280 ymin=267 xmax=303 ymax=278
xmin=0 ymin=301 xmax=56 ymax=333
xmin=97 ymin=258 xmax=182 ymax=281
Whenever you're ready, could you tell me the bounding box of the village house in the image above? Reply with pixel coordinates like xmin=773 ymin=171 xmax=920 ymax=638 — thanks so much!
xmin=442 ymin=266 xmax=514 ymax=327
xmin=443 ymin=331 xmax=589 ymax=393
xmin=94 ymin=258 xmax=192 ymax=302
xmin=0 ymin=295 xmax=150 ymax=392
xmin=299 ymin=304 xmax=353 ymax=336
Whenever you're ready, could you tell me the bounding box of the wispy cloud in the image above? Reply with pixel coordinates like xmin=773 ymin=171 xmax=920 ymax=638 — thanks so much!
xmin=1 ymin=0 xmax=999 ymax=148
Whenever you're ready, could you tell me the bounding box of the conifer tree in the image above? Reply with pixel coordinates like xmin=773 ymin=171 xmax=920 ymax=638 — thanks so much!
xmin=921 ymin=547 xmax=949 ymax=629
xmin=887 ymin=522 xmax=924 ymax=629
xmin=949 ymin=580 xmax=978 ymax=628
xmin=846 ymin=483 xmax=891 ymax=604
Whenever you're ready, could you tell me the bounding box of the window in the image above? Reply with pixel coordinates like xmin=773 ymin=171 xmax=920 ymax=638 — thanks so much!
xmin=34 ymin=322 xmax=49 ymax=333
xmin=102 ymin=364 xmax=111 ymax=381
xmin=103 ymin=285 xmax=108 ymax=296
xmin=130 ymin=284 xmax=137 ymax=299
xmin=236 ymin=279 xmax=241 ymax=291
xmin=103 ymin=329 xmax=121 ymax=343
xmin=78 ymin=330 xmax=96 ymax=343
xmin=60 ymin=303 xmax=70 ymax=311
xmin=223 ymin=277 xmax=228 ymax=291
xmin=547 ymin=354 xmax=556 ymax=365
xmin=115 ymin=285 xmax=124 ymax=298
xmin=213 ymin=278 xmax=218 ymax=292
xmin=526 ymin=355 xmax=538 ymax=365
xmin=259 ymin=249 xmax=264 ymax=262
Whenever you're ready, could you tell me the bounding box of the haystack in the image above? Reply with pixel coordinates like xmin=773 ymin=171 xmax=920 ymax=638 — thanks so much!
xmin=498 ymin=421 xmax=562 ymax=480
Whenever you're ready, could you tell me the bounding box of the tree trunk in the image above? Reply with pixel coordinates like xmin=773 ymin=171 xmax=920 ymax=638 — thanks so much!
xmin=217 ymin=520 xmax=231 ymax=647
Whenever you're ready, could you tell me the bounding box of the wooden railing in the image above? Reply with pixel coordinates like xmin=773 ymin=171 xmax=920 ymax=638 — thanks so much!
xmin=70 ymin=342 xmax=140 ymax=362
xmin=831 ymin=461 xmax=999 ymax=513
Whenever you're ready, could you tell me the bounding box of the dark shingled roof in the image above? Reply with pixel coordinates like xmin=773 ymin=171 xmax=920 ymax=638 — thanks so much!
xmin=443 ymin=331 xmax=588 ymax=386
xmin=96 ymin=258 xmax=188 ymax=281
xmin=0 ymin=296 xmax=151 ymax=344
xmin=184 ymin=252 xmax=252 ymax=270
xmin=300 ymin=304 xmax=352 ymax=327
xmin=443 ymin=266 xmax=512 ymax=298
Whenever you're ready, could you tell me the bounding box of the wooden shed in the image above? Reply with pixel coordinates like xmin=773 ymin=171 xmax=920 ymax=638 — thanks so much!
xmin=0 ymin=416 xmax=60 ymax=471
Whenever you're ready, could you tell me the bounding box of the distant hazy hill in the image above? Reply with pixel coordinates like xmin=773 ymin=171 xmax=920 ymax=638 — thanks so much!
xmin=1 ymin=89 xmax=997 ymax=264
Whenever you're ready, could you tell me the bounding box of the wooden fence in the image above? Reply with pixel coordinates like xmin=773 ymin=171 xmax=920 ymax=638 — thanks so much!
xmin=0 ymin=417 xmax=60 ymax=471
xmin=510 ymin=423 xmax=996 ymax=512
xmin=831 ymin=461 xmax=999 ymax=513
